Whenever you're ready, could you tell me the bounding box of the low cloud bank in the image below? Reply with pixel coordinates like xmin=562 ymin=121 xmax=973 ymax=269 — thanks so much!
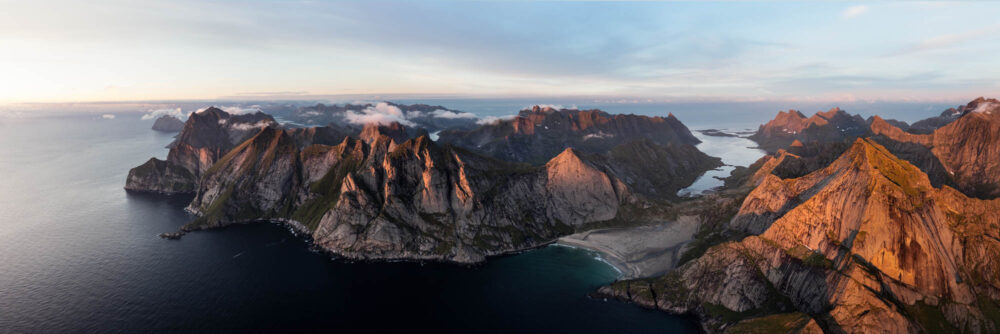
xmin=476 ymin=115 xmax=518 ymax=125
xmin=343 ymin=103 xmax=479 ymax=126
xmin=522 ymin=104 xmax=578 ymax=111
xmin=344 ymin=102 xmax=415 ymax=126
xmin=141 ymin=107 xmax=184 ymax=120
xmin=429 ymin=109 xmax=476 ymax=119
xmin=226 ymin=120 xmax=274 ymax=131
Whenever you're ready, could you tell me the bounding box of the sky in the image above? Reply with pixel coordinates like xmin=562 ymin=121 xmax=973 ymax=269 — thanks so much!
xmin=1 ymin=1 xmax=998 ymax=104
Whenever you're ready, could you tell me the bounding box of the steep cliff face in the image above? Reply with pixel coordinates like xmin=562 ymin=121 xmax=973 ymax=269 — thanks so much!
xmin=124 ymin=157 xmax=197 ymax=194
xmin=151 ymin=115 xmax=185 ymax=132
xmin=124 ymin=107 xmax=278 ymax=194
xmin=871 ymin=97 xmax=1000 ymax=199
xmin=437 ymin=106 xmax=701 ymax=165
xmin=749 ymin=108 xmax=868 ymax=153
xmin=602 ymin=139 xmax=1000 ymax=333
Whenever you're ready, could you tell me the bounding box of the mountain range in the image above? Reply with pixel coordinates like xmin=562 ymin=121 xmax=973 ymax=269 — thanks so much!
xmin=128 ymin=98 xmax=1000 ymax=333
xmin=127 ymin=106 xmax=718 ymax=262
xmin=602 ymin=97 xmax=1000 ymax=333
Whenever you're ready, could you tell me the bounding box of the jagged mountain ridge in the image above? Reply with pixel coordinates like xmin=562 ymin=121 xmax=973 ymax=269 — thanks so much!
xmin=127 ymin=107 xmax=720 ymax=263
xmin=745 ymin=98 xmax=1000 ymax=200
xmin=870 ymin=98 xmax=1000 ymax=199
xmin=749 ymin=107 xmax=869 ymax=153
xmin=747 ymin=100 xmax=985 ymax=154
xmin=602 ymin=138 xmax=1000 ymax=333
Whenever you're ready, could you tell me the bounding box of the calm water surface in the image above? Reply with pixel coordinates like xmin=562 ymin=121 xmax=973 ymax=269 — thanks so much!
xmin=0 ymin=114 xmax=699 ymax=333
xmin=678 ymin=130 xmax=767 ymax=197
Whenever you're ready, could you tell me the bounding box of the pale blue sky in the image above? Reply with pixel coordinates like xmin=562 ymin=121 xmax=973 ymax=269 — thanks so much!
xmin=1 ymin=1 xmax=998 ymax=103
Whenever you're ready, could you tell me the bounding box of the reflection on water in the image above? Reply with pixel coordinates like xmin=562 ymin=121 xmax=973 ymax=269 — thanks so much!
xmin=678 ymin=129 xmax=766 ymax=197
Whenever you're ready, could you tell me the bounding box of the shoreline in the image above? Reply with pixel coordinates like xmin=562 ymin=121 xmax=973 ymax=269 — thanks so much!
xmin=553 ymin=238 xmax=636 ymax=278
xmin=556 ymin=216 xmax=701 ymax=279
xmin=162 ymin=210 xmax=687 ymax=280
xmin=555 ymin=216 xmax=701 ymax=280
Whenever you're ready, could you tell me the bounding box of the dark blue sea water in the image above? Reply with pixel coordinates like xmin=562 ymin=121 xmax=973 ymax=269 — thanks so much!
xmin=0 ymin=114 xmax=700 ymax=333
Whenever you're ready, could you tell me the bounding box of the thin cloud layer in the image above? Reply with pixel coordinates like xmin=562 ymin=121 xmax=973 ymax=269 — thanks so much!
xmin=429 ymin=109 xmax=476 ymax=119
xmin=225 ymin=120 xmax=274 ymax=131
xmin=476 ymin=115 xmax=517 ymax=125
xmin=893 ymin=24 xmax=1000 ymax=56
xmin=141 ymin=107 xmax=185 ymax=120
xmin=523 ymin=104 xmax=578 ymax=111
xmin=344 ymin=102 xmax=415 ymax=126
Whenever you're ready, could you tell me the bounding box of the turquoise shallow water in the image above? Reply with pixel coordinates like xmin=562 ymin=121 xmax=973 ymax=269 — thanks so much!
xmin=0 ymin=114 xmax=699 ymax=333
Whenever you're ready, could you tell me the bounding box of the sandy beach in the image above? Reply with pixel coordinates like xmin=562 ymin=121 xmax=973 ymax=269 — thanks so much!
xmin=557 ymin=215 xmax=701 ymax=279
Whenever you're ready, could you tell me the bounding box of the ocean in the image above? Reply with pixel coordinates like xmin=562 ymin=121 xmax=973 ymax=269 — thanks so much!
xmin=0 ymin=99 xmax=957 ymax=332
xmin=0 ymin=113 xmax=698 ymax=333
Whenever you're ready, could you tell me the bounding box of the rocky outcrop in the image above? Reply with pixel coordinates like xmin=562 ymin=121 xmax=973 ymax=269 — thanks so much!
xmin=437 ymin=106 xmax=701 ymax=165
xmin=151 ymin=115 xmax=185 ymax=132
xmin=124 ymin=157 xmax=197 ymax=194
xmin=601 ymin=139 xmax=1000 ymax=333
xmin=124 ymin=107 xmax=278 ymax=194
xmin=749 ymin=108 xmax=868 ymax=153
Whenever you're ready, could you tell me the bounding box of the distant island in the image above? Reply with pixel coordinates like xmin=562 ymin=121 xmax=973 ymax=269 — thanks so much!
xmin=151 ymin=115 xmax=185 ymax=132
